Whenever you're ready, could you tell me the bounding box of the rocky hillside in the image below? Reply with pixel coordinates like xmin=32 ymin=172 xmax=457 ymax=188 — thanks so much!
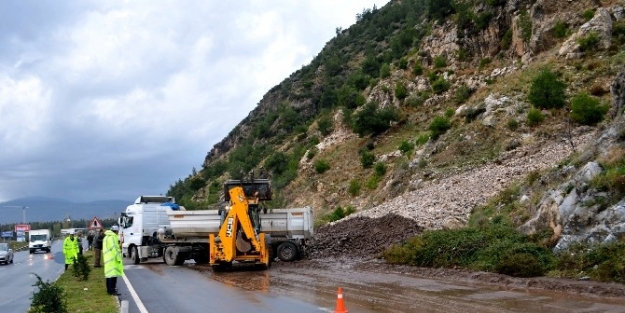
xmin=169 ymin=0 xmax=625 ymax=253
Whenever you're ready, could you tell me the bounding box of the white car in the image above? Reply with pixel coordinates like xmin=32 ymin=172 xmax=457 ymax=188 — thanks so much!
xmin=0 ymin=243 xmax=14 ymax=264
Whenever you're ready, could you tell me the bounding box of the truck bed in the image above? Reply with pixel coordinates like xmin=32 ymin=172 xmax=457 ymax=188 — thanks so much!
xmin=166 ymin=207 xmax=314 ymax=240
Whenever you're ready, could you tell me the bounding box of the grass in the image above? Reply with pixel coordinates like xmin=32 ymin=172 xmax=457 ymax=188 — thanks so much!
xmin=54 ymin=250 xmax=118 ymax=313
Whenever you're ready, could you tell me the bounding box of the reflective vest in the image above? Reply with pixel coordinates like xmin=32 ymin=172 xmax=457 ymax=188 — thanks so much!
xmin=103 ymin=230 xmax=124 ymax=278
xmin=63 ymin=236 xmax=79 ymax=265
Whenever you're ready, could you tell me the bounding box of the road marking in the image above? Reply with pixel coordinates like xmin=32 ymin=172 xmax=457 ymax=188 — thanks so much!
xmin=122 ymin=273 xmax=149 ymax=313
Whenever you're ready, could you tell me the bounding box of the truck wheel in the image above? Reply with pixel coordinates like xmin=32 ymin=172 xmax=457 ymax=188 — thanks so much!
xmin=29 ymin=249 xmax=34 ymax=254
xmin=164 ymin=246 xmax=184 ymax=266
xmin=131 ymin=246 xmax=140 ymax=265
xmin=277 ymin=242 xmax=299 ymax=262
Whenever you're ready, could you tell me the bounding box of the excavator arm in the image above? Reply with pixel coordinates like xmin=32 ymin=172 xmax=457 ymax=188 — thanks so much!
xmin=209 ymin=185 xmax=270 ymax=268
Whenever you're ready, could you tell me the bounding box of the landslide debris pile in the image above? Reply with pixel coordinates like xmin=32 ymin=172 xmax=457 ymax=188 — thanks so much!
xmin=307 ymin=214 xmax=423 ymax=259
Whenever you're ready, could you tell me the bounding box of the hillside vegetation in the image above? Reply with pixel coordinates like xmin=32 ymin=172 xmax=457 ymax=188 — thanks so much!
xmin=167 ymin=0 xmax=625 ymax=281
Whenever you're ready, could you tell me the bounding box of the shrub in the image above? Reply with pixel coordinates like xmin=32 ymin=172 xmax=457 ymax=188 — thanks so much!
xmin=317 ymin=114 xmax=333 ymax=136
xmin=416 ymin=134 xmax=430 ymax=146
xmin=434 ymin=55 xmax=447 ymax=68
xmin=374 ymin=162 xmax=387 ymax=176
xmin=314 ymin=160 xmax=330 ymax=174
xmin=405 ymin=94 xmax=427 ymax=107
xmin=570 ymin=92 xmax=609 ymax=126
xmin=555 ymin=242 xmax=625 ymax=283
xmin=527 ymin=108 xmax=545 ymax=127
xmin=380 ymin=63 xmax=391 ymax=78
xmin=553 ymin=20 xmax=568 ymax=39
xmin=72 ymin=254 xmax=91 ymax=281
xmin=325 ymin=206 xmax=356 ymax=222
xmin=500 ymin=29 xmax=512 ymax=50
xmin=454 ymin=85 xmax=473 ymax=104
xmin=429 ymin=116 xmax=451 ymax=139
xmin=395 ymin=82 xmax=408 ymax=100
xmin=528 ymin=69 xmax=567 ymax=109
xmin=29 ymin=273 xmax=68 ymax=313
xmin=348 ymin=179 xmax=361 ymax=196
xmin=582 ymin=9 xmax=595 ymax=21
xmin=352 ymin=102 xmax=400 ymax=137
xmin=366 ymin=174 xmax=381 ymax=189
xmin=507 ymin=118 xmax=519 ymax=131
xmin=519 ymin=10 xmax=532 ymax=42
xmin=413 ymin=63 xmax=424 ymax=76
xmin=360 ymin=150 xmax=376 ymax=169
xmin=399 ymin=140 xmax=415 ymax=155
xmin=577 ymin=31 xmax=601 ymax=52
xmin=306 ymin=147 xmax=317 ymax=160
xmin=431 ymin=77 xmax=451 ymax=94
xmin=397 ymin=58 xmax=408 ymax=70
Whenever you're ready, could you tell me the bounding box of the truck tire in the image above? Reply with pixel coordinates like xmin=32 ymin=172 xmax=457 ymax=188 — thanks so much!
xmin=277 ymin=241 xmax=299 ymax=262
xmin=131 ymin=246 xmax=140 ymax=264
xmin=164 ymin=246 xmax=185 ymax=266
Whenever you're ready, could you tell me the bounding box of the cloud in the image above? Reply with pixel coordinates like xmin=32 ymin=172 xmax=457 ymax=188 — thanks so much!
xmin=0 ymin=0 xmax=389 ymax=203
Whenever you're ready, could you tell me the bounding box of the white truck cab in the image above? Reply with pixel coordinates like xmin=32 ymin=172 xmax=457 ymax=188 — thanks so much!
xmin=29 ymin=229 xmax=52 ymax=254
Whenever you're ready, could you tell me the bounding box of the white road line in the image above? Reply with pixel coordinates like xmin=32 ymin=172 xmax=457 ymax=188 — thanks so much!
xmin=122 ymin=273 xmax=149 ymax=313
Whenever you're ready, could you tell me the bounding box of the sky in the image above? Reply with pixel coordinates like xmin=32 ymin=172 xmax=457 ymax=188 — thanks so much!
xmin=0 ymin=0 xmax=390 ymax=203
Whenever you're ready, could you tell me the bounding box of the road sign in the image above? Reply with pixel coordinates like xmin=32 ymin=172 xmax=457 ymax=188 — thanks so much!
xmin=1 ymin=231 xmax=12 ymax=238
xmin=15 ymin=224 xmax=30 ymax=232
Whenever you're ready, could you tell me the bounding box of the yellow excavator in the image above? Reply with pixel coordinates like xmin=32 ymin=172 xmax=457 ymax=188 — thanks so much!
xmin=209 ymin=180 xmax=271 ymax=270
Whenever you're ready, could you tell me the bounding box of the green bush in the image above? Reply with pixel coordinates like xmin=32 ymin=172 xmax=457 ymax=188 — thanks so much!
xmin=398 ymin=58 xmax=408 ymax=70
xmin=428 ymin=116 xmax=451 ymax=139
xmin=519 ymin=10 xmax=532 ymax=42
xmin=434 ymin=55 xmax=447 ymax=68
xmin=380 ymin=63 xmax=391 ymax=78
xmin=553 ymin=20 xmax=568 ymax=39
xmin=395 ymin=82 xmax=408 ymax=100
xmin=314 ymin=160 xmax=330 ymax=174
xmin=570 ymin=92 xmax=609 ymax=126
xmin=352 ymin=102 xmax=400 ymax=137
xmin=317 ymin=114 xmax=333 ymax=136
xmin=555 ymin=242 xmax=625 ymax=283
xmin=360 ymin=150 xmax=376 ymax=169
xmin=507 ymin=118 xmax=519 ymax=131
xmin=431 ymin=77 xmax=451 ymax=94
xmin=454 ymin=85 xmax=473 ymax=104
xmin=374 ymin=162 xmax=387 ymax=176
xmin=348 ymin=179 xmax=361 ymax=196
xmin=528 ymin=69 xmax=567 ymax=109
xmin=324 ymin=206 xmax=356 ymax=222
xmin=366 ymin=174 xmax=381 ymax=189
xmin=582 ymin=9 xmax=595 ymax=21
xmin=399 ymin=140 xmax=415 ymax=155
xmin=72 ymin=254 xmax=91 ymax=281
xmin=577 ymin=31 xmax=601 ymax=52
xmin=413 ymin=63 xmax=424 ymax=76
xmin=500 ymin=29 xmax=512 ymax=50
xmin=29 ymin=274 xmax=68 ymax=313
xmin=405 ymin=93 xmax=427 ymax=107
xmin=474 ymin=240 xmax=554 ymax=277
xmin=527 ymin=108 xmax=545 ymax=127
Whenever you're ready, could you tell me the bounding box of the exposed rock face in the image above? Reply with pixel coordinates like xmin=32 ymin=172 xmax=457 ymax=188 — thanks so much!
xmin=558 ymin=8 xmax=614 ymax=58
xmin=612 ymin=70 xmax=625 ymax=117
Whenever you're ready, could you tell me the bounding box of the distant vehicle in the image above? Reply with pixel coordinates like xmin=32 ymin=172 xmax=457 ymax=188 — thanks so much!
xmin=0 ymin=243 xmax=14 ymax=264
xmin=29 ymin=229 xmax=52 ymax=254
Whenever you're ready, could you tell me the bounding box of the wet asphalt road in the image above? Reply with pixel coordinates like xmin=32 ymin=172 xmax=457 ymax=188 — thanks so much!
xmin=0 ymin=240 xmax=64 ymax=313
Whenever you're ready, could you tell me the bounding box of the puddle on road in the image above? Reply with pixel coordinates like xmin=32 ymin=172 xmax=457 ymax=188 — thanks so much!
xmin=180 ymin=262 xmax=625 ymax=313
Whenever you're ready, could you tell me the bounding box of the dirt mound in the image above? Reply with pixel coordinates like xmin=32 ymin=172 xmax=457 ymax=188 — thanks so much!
xmin=307 ymin=214 xmax=423 ymax=259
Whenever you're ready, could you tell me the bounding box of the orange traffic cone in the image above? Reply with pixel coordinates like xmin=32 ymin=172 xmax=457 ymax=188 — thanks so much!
xmin=333 ymin=287 xmax=348 ymax=313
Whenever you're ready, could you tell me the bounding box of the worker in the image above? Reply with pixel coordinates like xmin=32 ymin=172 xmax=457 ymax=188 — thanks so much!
xmin=93 ymin=228 xmax=104 ymax=267
xmin=62 ymin=232 xmax=79 ymax=271
xmin=103 ymin=225 xmax=124 ymax=296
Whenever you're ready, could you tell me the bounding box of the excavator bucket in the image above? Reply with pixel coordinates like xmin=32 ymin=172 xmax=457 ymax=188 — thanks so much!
xmin=224 ymin=179 xmax=272 ymax=201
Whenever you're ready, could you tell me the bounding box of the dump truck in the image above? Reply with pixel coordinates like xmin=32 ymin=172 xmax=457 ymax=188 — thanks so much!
xmin=118 ymin=179 xmax=313 ymax=266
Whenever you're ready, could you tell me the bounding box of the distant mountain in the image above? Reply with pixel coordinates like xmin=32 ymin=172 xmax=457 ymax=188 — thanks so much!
xmin=0 ymin=197 xmax=129 ymax=224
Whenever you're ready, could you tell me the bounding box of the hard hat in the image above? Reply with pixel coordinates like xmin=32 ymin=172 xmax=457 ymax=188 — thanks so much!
xmin=69 ymin=231 xmax=75 ymax=235
xmin=111 ymin=225 xmax=119 ymax=231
